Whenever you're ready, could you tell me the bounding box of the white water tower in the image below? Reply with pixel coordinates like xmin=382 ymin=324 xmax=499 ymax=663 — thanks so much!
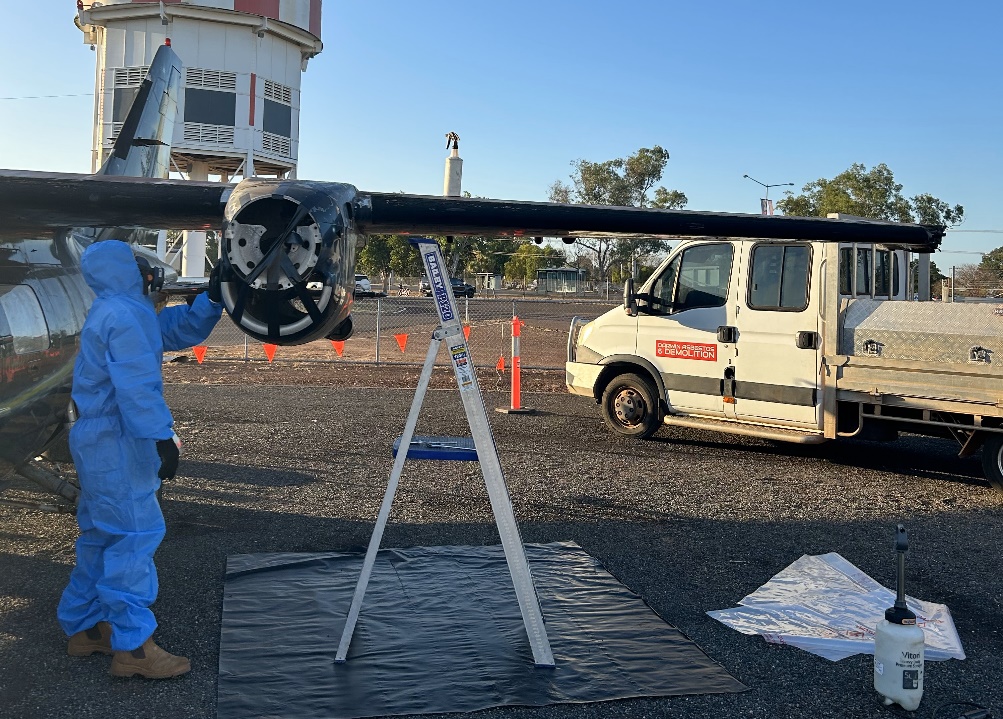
xmin=76 ymin=0 xmax=323 ymax=277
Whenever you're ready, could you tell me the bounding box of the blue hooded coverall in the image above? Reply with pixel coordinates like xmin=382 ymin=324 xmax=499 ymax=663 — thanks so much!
xmin=57 ymin=240 xmax=223 ymax=651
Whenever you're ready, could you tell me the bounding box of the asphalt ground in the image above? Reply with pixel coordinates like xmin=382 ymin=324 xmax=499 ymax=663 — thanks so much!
xmin=1 ymin=365 xmax=1002 ymax=719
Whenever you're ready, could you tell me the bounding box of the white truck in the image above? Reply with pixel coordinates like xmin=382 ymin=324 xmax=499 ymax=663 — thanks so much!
xmin=566 ymin=226 xmax=1003 ymax=493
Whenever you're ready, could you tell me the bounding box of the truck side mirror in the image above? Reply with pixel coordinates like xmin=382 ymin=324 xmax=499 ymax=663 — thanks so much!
xmin=624 ymin=278 xmax=637 ymax=317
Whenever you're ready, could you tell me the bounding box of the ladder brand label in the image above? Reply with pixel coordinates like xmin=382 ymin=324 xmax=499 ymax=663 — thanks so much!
xmin=425 ymin=251 xmax=454 ymax=322
xmin=656 ymin=340 xmax=717 ymax=361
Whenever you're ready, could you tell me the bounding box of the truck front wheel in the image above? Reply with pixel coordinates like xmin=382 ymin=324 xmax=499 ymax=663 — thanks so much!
xmin=980 ymin=434 xmax=1003 ymax=493
xmin=601 ymin=373 xmax=661 ymax=439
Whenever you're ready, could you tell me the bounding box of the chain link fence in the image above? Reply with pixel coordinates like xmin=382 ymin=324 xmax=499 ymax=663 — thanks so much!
xmin=197 ymin=297 xmax=619 ymax=369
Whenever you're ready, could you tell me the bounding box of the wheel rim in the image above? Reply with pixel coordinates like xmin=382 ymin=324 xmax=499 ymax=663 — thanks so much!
xmin=994 ymin=442 xmax=1003 ymax=479
xmin=613 ymin=388 xmax=647 ymax=427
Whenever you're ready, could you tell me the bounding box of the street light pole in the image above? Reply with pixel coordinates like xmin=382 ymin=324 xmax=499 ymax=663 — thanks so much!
xmin=743 ymin=174 xmax=794 ymax=215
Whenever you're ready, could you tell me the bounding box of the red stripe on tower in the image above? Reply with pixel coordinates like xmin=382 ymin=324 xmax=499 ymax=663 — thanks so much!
xmin=248 ymin=73 xmax=256 ymax=126
xmin=234 ymin=0 xmax=280 ymax=20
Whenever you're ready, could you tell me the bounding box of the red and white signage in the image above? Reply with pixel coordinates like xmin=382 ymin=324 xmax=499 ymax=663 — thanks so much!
xmin=656 ymin=340 xmax=717 ymax=361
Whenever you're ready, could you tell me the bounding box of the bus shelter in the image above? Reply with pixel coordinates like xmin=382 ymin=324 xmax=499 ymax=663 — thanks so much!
xmin=537 ymin=267 xmax=584 ymax=294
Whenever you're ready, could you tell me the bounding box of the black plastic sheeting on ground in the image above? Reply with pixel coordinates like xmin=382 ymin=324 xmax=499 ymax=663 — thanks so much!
xmin=217 ymin=541 xmax=746 ymax=718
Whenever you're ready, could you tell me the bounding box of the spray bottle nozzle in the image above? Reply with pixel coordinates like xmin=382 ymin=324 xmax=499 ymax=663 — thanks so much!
xmin=895 ymin=523 xmax=909 ymax=553
xmin=892 ymin=524 xmax=912 ymax=613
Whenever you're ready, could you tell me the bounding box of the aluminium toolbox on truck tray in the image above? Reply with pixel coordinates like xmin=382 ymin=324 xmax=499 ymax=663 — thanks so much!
xmin=833 ymin=298 xmax=1003 ymax=409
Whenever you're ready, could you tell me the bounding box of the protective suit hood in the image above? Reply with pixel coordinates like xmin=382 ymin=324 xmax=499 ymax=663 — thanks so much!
xmin=81 ymin=240 xmax=143 ymax=298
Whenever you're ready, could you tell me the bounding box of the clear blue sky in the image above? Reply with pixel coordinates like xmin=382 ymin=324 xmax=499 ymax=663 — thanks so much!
xmin=1 ymin=1 xmax=1000 ymax=270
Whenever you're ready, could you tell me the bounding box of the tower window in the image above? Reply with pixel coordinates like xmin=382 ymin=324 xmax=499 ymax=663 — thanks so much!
xmin=184 ymin=88 xmax=237 ymax=127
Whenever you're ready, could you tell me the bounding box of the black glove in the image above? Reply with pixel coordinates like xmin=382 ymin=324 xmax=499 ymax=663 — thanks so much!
xmin=208 ymin=263 xmax=223 ymax=304
xmin=156 ymin=439 xmax=180 ymax=481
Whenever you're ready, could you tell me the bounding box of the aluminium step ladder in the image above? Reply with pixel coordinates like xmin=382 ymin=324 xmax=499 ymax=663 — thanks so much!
xmin=335 ymin=237 xmax=554 ymax=667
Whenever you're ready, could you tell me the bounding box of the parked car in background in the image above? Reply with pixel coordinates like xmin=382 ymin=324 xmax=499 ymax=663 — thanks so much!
xmin=450 ymin=278 xmax=476 ymax=298
xmin=420 ymin=277 xmax=476 ymax=298
xmin=354 ymin=274 xmax=373 ymax=296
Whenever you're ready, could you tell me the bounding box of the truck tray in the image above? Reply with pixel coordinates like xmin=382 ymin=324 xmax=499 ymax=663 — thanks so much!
xmin=840 ymin=299 xmax=1003 ymax=366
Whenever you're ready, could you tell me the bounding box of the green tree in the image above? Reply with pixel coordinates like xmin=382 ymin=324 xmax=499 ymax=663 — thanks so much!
xmin=776 ymin=163 xmax=964 ymax=227
xmin=909 ymin=258 xmax=946 ymax=298
xmin=357 ymin=233 xmax=393 ymax=286
xmin=388 ymin=234 xmax=424 ymax=278
xmin=651 ymin=187 xmax=688 ymax=210
xmin=357 ymin=234 xmax=425 ymax=288
xmin=504 ymin=244 xmax=565 ymax=284
xmin=549 ymin=146 xmax=686 ymax=280
xmin=467 ymin=238 xmax=521 ymax=276
xmin=979 ymin=247 xmax=1003 ymax=280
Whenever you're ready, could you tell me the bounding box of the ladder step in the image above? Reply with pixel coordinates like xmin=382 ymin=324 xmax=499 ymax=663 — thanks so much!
xmin=392 ymin=435 xmax=478 ymax=461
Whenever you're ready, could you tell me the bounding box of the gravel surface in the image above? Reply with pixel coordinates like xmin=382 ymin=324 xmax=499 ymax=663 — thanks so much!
xmin=1 ymin=366 xmax=1001 ymax=719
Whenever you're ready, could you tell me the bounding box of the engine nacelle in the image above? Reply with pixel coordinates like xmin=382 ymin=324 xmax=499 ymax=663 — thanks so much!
xmin=219 ymin=180 xmax=361 ymax=345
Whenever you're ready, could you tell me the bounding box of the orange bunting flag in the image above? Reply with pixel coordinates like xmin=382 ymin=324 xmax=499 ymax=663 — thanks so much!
xmin=394 ymin=333 xmax=408 ymax=353
xmin=192 ymin=345 xmax=207 ymax=364
xmin=496 ymin=356 xmax=505 ymax=371
xmin=462 ymin=325 xmax=471 ymax=340
xmin=330 ymin=340 xmax=345 ymax=357
xmin=263 ymin=343 xmax=277 ymax=362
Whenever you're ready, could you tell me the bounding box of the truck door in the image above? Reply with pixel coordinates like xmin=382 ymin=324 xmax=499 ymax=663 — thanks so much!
xmin=636 ymin=241 xmax=736 ymax=416
xmin=732 ymin=241 xmax=820 ymax=427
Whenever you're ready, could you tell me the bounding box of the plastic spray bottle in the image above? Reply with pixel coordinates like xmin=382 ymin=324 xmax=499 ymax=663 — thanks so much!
xmin=873 ymin=524 xmax=924 ymax=711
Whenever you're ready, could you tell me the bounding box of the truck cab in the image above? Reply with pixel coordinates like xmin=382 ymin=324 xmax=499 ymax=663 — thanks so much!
xmin=568 ymin=237 xmax=912 ymax=435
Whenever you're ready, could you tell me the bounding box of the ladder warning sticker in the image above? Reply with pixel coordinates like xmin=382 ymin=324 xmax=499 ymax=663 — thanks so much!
xmin=656 ymin=340 xmax=717 ymax=361
xmin=450 ymin=344 xmax=474 ymax=389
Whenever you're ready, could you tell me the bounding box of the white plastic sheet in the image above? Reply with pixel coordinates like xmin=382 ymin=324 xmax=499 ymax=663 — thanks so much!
xmin=708 ymin=553 xmax=965 ymax=662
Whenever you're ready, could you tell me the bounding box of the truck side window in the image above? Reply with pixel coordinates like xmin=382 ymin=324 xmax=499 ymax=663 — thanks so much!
xmin=748 ymin=244 xmax=811 ymax=311
xmin=875 ymin=251 xmax=891 ymax=296
xmin=675 ymin=243 xmax=733 ymax=312
xmin=839 ymin=248 xmax=853 ymax=294
xmin=856 ymin=248 xmax=871 ymax=295
xmin=650 ymin=256 xmax=680 ymax=314
xmin=649 ymin=243 xmax=733 ymax=314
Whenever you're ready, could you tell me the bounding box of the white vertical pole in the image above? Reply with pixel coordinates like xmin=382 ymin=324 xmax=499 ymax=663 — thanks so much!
xmin=182 ymin=160 xmax=210 ymax=278
xmin=375 ymin=297 xmax=382 ymax=366
xmin=919 ymin=254 xmax=931 ymax=301
xmin=443 ymin=133 xmax=462 ymax=197
xmin=156 ymin=229 xmax=168 ymax=261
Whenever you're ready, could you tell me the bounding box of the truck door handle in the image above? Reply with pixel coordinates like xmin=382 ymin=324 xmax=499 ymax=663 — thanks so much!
xmin=717 ymin=326 xmax=738 ymax=343
xmin=796 ymin=331 xmax=819 ymax=350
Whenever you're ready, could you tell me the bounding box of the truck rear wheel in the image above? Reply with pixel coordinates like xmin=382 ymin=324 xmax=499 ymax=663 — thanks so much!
xmin=601 ymin=373 xmax=661 ymax=439
xmin=980 ymin=434 xmax=1003 ymax=493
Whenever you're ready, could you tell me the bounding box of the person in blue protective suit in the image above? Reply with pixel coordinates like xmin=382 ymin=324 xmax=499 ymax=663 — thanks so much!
xmin=58 ymin=240 xmax=223 ymax=679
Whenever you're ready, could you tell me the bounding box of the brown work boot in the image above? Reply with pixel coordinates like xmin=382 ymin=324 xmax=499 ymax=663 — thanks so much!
xmin=109 ymin=637 xmax=190 ymax=679
xmin=67 ymin=621 xmax=112 ymax=657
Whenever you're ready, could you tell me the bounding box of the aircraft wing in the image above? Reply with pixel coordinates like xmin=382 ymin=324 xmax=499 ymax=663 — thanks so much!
xmin=0 ymin=170 xmax=945 ymax=348
xmin=355 ymin=190 xmax=946 ymax=248
xmin=0 ymin=170 xmax=945 ymax=249
xmin=0 ymin=170 xmax=227 ymax=240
